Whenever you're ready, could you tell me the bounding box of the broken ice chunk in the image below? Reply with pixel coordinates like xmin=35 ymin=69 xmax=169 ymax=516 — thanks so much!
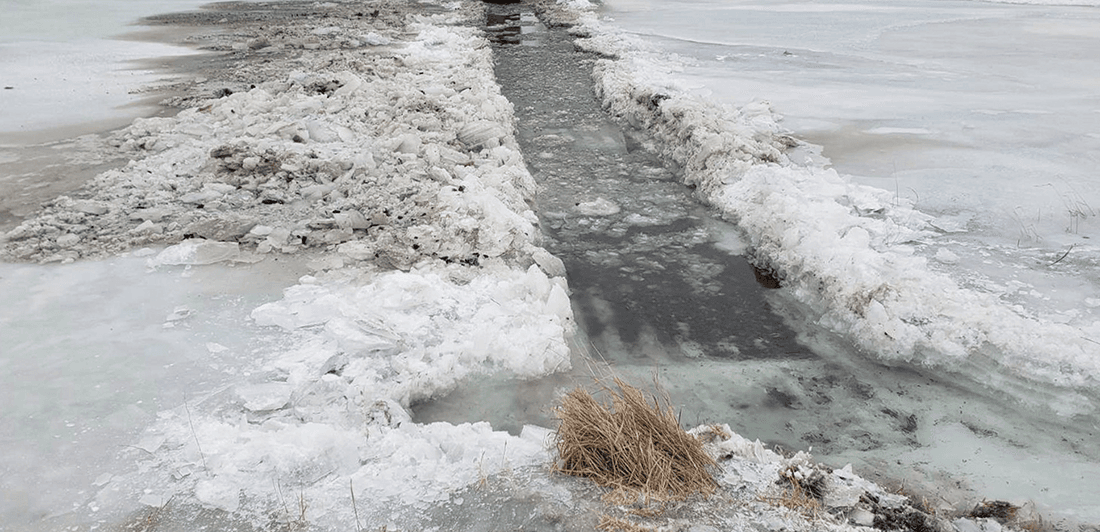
xmin=934 ymin=248 xmax=960 ymax=264
xmin=394 ymin=133 xmax=421 ymax=154
xmin=195 ymin=479 xmax=240 ymax=513
xmin=139 ymin=493 xmax=171 ymax=508
xmin=205 ymin=342 xmax=229 ymax=354
xmin=134 ymin=434 xmax=166 ymax=454
xmin=235 ymin=382 xmax=294 ymax=412
xmin=72 ymin=200 xmax=109 ymax=215
xmin=362 ymin=32 xmax=391 ymax=46
xmin=574 ymin=197 xmax=621 ymax=216
xmin=150 ymin=240 xmax=241 ymax=266
xmin=333 ymin=71 xmax=363 ymax=96
xmin=457 ymin=120 xmax=505 ymax=150
xmin=165 ymin=306 xmax=194 ymax=322
xmin=55 ymin=233 xmax=80 ymax=247
xmin=367 ymin=399 xmax=411 ymax=427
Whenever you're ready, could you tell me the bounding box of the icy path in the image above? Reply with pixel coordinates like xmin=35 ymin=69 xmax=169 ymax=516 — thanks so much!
xmin=420 ymin=1 xmax=1100 ymax=527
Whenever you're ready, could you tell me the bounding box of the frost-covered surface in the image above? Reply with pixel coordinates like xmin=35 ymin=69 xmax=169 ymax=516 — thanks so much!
xmin=538 ymin=0 xmax=1100 ymax=416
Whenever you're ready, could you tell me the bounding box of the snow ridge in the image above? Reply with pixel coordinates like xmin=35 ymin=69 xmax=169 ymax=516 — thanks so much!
xmin=545 ymin=0 xmax=1100 ymax=414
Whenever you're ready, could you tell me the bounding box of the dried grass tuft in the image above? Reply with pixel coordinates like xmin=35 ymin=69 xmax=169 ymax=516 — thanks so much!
xmin=597 ymin=515 xmax=653 ymax=532
xmin=760 ymin=477 xmax=825 ymax=520
xmin=552 ymin=378 xmax=717 ymax=503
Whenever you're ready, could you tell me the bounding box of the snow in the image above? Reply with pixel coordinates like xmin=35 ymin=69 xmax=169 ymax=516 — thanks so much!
xmin=554 ymin=0 xmax=1100 ymax=410
xmin=4 ymin=0 xmax=1097 ymax=529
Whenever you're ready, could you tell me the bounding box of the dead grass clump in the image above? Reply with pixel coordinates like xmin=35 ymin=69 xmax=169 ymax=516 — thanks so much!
xmin=552 ymin=378 xmax=718 ymax=503
xmin=759 ymin=478 xmax=825 ymax=520
xmin=597 ymin=515 xmax=653 ymax=532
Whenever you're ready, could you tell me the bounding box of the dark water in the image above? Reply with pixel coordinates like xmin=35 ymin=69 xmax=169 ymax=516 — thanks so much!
xmin=483 ymin=1 xmax=805 ymax=362
xmin=415 ymin=0 xmax=831 ymax=442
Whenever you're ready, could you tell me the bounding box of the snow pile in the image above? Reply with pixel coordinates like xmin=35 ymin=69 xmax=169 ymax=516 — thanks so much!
xmin=541 ymin=0 xmax=1100 ymax=411
xmin=99 ymin=261 xmax=572 ymax=528
xmin=248 ymin=263 xmax=573 ymax=406
xmin=2 ymin=0 xmax=545 ymax=274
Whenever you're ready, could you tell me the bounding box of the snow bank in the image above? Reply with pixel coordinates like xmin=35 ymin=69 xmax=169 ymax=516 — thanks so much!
xmin=2 ymin=2 xmax=544 ymax=272
xmin=249 ymin=263 xmax=573 ymax=407
xmin=542 ymin=0 xmax=1099 ymax=412
xmin=101 ymin=259 xmax=572 ymax=527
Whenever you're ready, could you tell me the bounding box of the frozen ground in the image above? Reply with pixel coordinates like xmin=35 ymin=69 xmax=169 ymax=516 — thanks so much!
xmin=1 ymin=0 xmax=1096 ymax=531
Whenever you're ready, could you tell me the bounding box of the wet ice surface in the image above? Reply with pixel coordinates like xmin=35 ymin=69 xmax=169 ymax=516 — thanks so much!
xmin=486 ymin=8 xmax=799 ymax=362
xmin=0 ymin=39 xmax=198 ymax=144
xmin=0 ymin=254 xmax=309 ymax=526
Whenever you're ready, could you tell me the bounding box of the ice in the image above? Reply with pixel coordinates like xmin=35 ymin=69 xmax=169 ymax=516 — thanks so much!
xmin=0 ymin=255 xmax=308 ymax=528
xmin=235 ymin=382 xmax=294 ymax=412
xmin=247 ymin=263 xmax=573 ymax=406
xmin=0 ymin=39 xmax=199 ymax=143
xmin=564 ymin=0 xmax=1100 ymax=401
xmin=574 ymin=197 xmax=622 ymax=216
xmin=0 ymin=0 xmax=288 ymax=143
xmin=150 ymin=240 xmax=242 ymax=266
xmin=9 ymin=0 xmax=1099 ymax=528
